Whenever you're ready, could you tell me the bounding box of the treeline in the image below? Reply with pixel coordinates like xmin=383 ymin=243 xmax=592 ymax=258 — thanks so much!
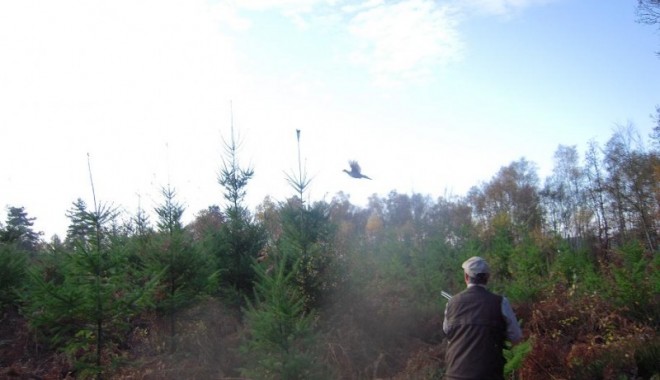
xmin=1 ymin=122 xmax=659 ymax=379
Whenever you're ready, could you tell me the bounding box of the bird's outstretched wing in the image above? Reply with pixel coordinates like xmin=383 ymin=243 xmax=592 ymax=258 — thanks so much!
xmin=348 ymin=160 xmax=361 ymax=175
xmin=344 ymin=160 xmax=372 ymax=179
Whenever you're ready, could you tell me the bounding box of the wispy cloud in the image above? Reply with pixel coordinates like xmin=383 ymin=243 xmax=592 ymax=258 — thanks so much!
xmin=344 ymin=0 xmax=463 ymax=86
xmin=223 ymin=0 xmax=556 ymax=86
xmin=458 ymin=0 xmax=555 ymax=16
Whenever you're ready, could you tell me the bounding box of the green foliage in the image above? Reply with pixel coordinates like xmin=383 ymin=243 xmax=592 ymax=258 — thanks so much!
xmin=24 ymin=232 xmax=158 ymax=375
xmin=147 ymin=231 xmax=215 ymax=313
xmin=214 ymin=214 xmax=265 ymax=296
xmin=635 ymin=336 xmax=660 ymax=378
xmin=504 ymin=338 xmax=533 ymax=377
xmin=0 ymin=207 xmax=37 ymax=308
xmin=0 ymin=206 xmax=42 ymax=255
xmin=503 ymin=233 xmax=555 ymax=302
xmin=606 ymin=241 xmax=658 ymax=320
xmin=278 ymin=199 xmax=337 ymax=309
xmin=218 ymin=121 xmax=254 ymax=212
xmin=276 ymin=129 xmax=340 ymax=310
xmin=0 ymin=242 xmax=27 ymax=309
xmin=483 ymin=213 xmax=516 ymax=282
xmin=652 ymin=249 xmax=660 ymax=296
xmin=22 ymin=200 xmax=159 ymax=377
xmin=148 ymin=185 xmax=218 ymax=352
xmin=64 ymin=198 xmax=94 ymax=249
xmin=241 ymin=252 xmax=329 ymax=379
xmin=392 ymin=228 xmax=467 ymax=314
xmin=215 ymin=123 xmax=265 ymax=298
xmin=550 ymin=244 xmax=603 ymax=295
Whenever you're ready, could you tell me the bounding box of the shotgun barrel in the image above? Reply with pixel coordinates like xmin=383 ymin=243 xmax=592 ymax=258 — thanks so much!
xmin=441 ymin=290 xmax=452 ymax=300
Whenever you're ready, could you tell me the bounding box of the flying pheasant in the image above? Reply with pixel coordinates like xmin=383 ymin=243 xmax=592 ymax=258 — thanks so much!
xmin=343 ymin=160 xmax=372 ymax=180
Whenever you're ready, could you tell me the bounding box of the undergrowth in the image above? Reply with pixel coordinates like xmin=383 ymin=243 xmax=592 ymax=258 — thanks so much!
xmin=520 ymin=284 xmax=658 ymax=379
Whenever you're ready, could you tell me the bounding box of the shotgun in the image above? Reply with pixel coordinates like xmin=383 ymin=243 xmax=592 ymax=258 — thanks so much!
xmin=441 ymin=290 xmax=452 ymax=300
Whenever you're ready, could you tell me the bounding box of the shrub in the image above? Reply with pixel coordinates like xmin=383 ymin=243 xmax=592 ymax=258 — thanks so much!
xmin=521 ymin=287 xmax=657 ymax=379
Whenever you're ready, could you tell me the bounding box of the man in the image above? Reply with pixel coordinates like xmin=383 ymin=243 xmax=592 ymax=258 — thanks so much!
xmin=442 ymin=256 xmax=522 ymax=380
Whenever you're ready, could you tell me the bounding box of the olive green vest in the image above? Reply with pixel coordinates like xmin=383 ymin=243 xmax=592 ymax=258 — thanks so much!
xmin=444 ymin=286 xmax=506 ymax=380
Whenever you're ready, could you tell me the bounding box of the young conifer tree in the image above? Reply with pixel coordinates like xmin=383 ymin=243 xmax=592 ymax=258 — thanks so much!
xmin=0 ymin=206 xmax=37 ymax=309
xmin=240 ymin=129 xmax=331 ymax=379
xmin=25 ymin=198 xmax=157 ymax=378
xmin=25 ymin=157 xmax=159 ymax=378
xmin=0 ymin=206 xmax=42 ymax=255
xmin=215 ymin=109 xmax=266 ymax=298
xmin=281 ymin=130 xmax=336 ymax=309
xmin=148 ymin=184 xmax=217 ymax=353
xmin=0 ymin=238 xmax=27 ymax=309
xmin=241 ymin=251 xmax=329 ymax=379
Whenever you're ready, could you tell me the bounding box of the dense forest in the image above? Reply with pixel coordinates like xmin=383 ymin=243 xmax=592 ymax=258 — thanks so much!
xmin=1 ymin=114 xmax=659 ymax=379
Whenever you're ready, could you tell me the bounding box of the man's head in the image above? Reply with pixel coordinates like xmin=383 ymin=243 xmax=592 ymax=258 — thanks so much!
xmin=462 ymin=256 xmax=490 ymax=285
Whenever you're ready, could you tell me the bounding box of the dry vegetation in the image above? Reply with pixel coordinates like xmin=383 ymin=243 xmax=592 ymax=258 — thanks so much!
xmin=3 ymin=275 xmax=658 ymax=379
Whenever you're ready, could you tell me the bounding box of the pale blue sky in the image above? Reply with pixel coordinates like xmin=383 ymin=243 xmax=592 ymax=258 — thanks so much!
xmin=1 ymin=0 xmax=658 ymax=238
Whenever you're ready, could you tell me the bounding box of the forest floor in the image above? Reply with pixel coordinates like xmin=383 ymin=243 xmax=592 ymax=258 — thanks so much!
xmin=1 ymin=297 xmax=446 ymax=380
xmin=2 ymin=290 xmax=659 ymax=379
